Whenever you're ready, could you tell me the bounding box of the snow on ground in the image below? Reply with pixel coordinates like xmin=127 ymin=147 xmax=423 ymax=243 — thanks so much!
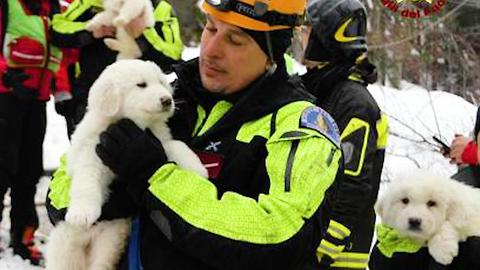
xmin=0 ymin=48 xmax=477 ymax=268
xmin=369 ymin=82 xmax=476 ymax=182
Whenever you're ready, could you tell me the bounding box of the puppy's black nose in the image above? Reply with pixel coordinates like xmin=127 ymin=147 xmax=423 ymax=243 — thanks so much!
xmin=160 ymin=96 xmax=172 ymax=108
xmin=408 ymin=218 xmax=422 ymax=230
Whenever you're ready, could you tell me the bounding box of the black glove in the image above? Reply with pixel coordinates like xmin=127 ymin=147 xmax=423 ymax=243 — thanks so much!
xmin=71 ymin=88 xmax=89 ymax=124
xmin=466 ymin=236 xmax=480 ymax=268
xmin=2 ymin=68 xmax=38 ymax=100
xmin=99 ymin=179 xmax=139 ymax=220
xmin=55 ymin=98 xmax=75 ymax=117
xmin=96 ymin=119 xmax=168 ymax=201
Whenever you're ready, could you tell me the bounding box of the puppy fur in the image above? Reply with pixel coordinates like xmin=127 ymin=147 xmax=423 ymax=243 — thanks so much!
xmin=375 ymin=169 xmax=480 ymax=265
xmin=86 ymin=0 xmax=155 ymax=59
xmin=46 ymin=60 xmax=207 ymax=270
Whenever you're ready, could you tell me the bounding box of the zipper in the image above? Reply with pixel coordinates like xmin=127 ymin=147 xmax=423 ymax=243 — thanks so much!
xmin=326 ymin=147 xmax=336 ymax=167
xmin=284 ymin=140 xmax=299 ymax=192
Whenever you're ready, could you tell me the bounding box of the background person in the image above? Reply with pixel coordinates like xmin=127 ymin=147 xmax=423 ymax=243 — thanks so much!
xmin=298 ymin=0 xmax=387 ymax=268
xmin=0 ymin=0 xmax=61 ymax=265
xmin=447 ymin=106 xmax=480 ymax=187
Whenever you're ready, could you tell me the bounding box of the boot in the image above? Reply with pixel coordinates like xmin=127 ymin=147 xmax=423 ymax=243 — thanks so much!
xmin=10 ymin=226 xmax=44 ymax=266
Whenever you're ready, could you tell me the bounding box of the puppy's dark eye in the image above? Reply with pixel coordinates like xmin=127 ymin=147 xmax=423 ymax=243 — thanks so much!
xmin=427 ymin=200 xmax=436 ymax=207
xmin=401 ymin=198 xmax=409 ymax=205
xmin=137 ymin=82 xmax=147 ymax=88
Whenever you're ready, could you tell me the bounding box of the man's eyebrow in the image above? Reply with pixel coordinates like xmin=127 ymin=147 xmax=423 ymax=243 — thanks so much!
xmin=205 ymin=15 xmax=250 ymax=38
xmin=228 ymin=28 xmax=249 ymax=38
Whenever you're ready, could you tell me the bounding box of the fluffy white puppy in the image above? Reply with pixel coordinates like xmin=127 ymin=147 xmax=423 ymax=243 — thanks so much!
xmin=86 ymin=0 xmax=155 ymax=59
xmin=46 ymin=60 xmax=207 ymax=270
xmin=375 ymin=169 xmax=480 ymax=265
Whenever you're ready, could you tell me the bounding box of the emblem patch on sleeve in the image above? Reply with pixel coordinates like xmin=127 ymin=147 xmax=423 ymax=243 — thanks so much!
xmin=300 ymin=106 xmax=340 ymax=147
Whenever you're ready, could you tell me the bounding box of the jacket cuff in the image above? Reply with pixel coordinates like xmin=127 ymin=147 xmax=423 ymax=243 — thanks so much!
xmin=317 ymin=220 xmax=351 ymax=260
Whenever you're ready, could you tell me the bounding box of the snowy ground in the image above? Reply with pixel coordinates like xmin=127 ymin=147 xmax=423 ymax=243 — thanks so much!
xmin=0 ymin=48 xmax=477 ymax=268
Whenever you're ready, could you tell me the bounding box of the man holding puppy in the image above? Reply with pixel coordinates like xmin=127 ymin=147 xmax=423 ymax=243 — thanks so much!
xmin=50 ymin=0 xmax=184 ymax=136
xmin=47 ymin=0 xmax=345 ymax=269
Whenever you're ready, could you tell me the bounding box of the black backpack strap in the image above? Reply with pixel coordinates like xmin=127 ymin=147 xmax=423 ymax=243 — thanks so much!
xmin=269 ymin=110 xmax=278 ymax=137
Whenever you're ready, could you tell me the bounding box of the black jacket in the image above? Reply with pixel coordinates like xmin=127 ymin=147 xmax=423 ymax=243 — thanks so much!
xmin=301 ymin=64 xmax=386 ymax=266
xmin=47 ymin=60 xmax=345 ymax=270
xmin=136 ymin=60 xmax=340 ymax=270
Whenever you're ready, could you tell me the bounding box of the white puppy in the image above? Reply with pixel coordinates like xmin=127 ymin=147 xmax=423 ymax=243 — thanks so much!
xmin=46 ymin=60 xmax=207 ymax=270
xmin=86 ymin=0 xmax=155 ymax=59
xmin=375 ymin=169 xmax=480 ymax=265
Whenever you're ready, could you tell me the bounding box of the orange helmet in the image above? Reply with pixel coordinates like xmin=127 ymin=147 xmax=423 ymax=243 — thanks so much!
xmin=201 ymin=0 xmax=307 ymax=31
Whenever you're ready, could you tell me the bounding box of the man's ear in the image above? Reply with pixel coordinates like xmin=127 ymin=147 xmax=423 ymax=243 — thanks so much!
xmin=88 ymin=75 xmax=121 ymax=117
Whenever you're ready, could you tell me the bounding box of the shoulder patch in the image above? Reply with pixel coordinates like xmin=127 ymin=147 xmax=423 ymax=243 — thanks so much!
xmin=300 ymin=106 xmax=340 ymax=147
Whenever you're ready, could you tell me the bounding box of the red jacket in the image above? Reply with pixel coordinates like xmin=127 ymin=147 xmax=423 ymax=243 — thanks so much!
xmin=461 ymin=140 xmax=479 ymax=165
xmin=55 ymin=0 xmax=78 ymax=95
xmin=0 ymin=0 xmax=60 ymax=101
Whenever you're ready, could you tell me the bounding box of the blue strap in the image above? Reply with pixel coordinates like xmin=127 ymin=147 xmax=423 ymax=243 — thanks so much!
xmin=128 ymin=217 xmax=143 ymax=270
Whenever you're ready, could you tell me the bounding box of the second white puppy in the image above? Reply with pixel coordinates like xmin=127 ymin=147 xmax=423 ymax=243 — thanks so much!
xmin=376 ymin=169 xmax=480 ymax=265
xmin=46 ymin=60 xmax=207 ymax=270
xmin=86 ymin=0 xmax=155 ymax=59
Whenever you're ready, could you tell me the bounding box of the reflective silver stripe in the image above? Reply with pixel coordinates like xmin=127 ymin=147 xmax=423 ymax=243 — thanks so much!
xmin=318 ymin=243 xmax=342 ymax=255
xmin=11 ymin=51 xmax=44 ymax=60
xmin=335 ymin=256 xmax=369 ymax=263
xmin=329 ymin=225 xmax=349 ymax=240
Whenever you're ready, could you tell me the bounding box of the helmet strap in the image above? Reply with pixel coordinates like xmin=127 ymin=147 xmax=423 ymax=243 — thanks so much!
xmin=265 ymin=32 xmax=277 ymax=75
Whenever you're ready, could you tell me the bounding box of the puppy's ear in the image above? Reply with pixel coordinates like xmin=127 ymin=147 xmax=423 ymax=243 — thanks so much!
xmin=374 ymin=195 xmax=385 ymax=219
xmin=445 ymin=189 xmax=468 ymax=230
xmin=88 ymin=75 xmax=121 ymax=117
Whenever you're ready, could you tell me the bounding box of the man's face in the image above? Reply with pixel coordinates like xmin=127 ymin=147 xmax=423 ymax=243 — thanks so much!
xmin=199 ymin=16 xmax=268 ymax=95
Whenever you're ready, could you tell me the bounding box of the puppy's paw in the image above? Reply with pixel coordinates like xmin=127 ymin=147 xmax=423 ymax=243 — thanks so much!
xmin=185 ymin=162 xmax=208 ymax=178
xmin=65 ymin=204 xmax=101 ymax=228
xmin=428 ymin=238 xmax=458 ymax=265
xmin=116 ymin=49 xmax=142 ymax=60
xmin=85 ymin=21 xmax=99 ymax=32
xmin=104 ymin=38 xmax=121 ymax=51
xmin=144 ymin=13 xmax=155 ymax=28
xmin=113 ymin=17 xmax=127 ymax=27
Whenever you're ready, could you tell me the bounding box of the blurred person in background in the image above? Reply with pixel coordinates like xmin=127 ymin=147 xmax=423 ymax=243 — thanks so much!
xmin=0 ymin=0 xmax=61 ymax=265
xmin=50 ymin=0 xmax=184 ymax=136
xmin=298 ymin=0 xmax=387 ymax=268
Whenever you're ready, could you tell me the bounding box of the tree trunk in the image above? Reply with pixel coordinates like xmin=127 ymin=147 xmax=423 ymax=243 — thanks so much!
xmin=169 ymin=0 xmax=204 ymax=45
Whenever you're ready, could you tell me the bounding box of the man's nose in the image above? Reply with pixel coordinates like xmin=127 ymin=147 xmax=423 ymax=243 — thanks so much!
xmin=202 ymin=35 xmax=223 ymax=58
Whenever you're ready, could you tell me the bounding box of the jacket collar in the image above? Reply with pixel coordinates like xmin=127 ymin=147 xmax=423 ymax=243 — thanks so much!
xmin=173 ymin=58 xmax=314 ymax=140
xmin=301 ymin=63 xmax=355 ymax=101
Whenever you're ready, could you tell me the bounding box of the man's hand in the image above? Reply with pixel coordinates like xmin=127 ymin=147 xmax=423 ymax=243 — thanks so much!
xmin=2 ymin=68 xmax=38 ymax=101
xmin=96 ymin=119 xmax=168 ymax=183
xmin=90 ymin=25 xmax=116 ymax=39
xmin=54 ymin=92 xmax=74 ymax=117
xmin=124 ymin=15 xmax=149 ymax=38
xmin=449 ymin=134 xmax=471 ymax=165
xmin=96 ymin=119 xmax=169 ymax=203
